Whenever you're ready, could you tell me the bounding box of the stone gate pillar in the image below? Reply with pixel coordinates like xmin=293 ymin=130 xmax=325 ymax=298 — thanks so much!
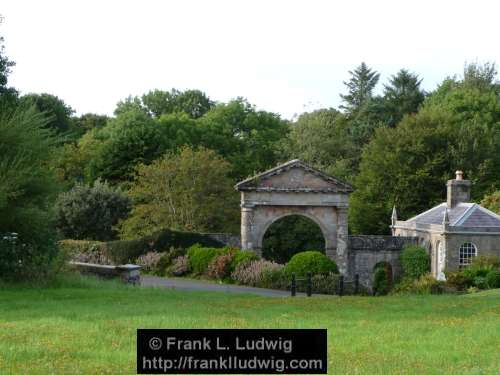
xmin=335 ymin=207 xmax=349 ymax=274
xmin=241 ymin=204 xmax=261 ymax=256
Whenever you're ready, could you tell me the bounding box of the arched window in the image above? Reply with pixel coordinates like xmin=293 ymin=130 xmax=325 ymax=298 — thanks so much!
xmin=459 ymin=243 xmax=477 ymax=268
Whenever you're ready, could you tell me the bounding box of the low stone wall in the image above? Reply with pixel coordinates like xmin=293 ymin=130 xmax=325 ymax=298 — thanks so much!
xmin=347 ymin=235 xmax=418 ymax=289
xmin=202 ymin=233 xmax=241 ymax=248
xmin=69 ymin=261 xmax=141 ymax=285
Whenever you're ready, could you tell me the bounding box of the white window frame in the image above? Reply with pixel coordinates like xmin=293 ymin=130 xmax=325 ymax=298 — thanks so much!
xmin=458 ymin=242 xmax=477 ymax=268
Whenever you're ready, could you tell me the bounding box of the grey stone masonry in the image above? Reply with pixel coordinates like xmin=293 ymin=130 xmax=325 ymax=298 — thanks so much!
xmin=347 ymin=235 xmax=418 ymax=289
xmin=235 ymin=159 xmax=353 ymax=274
xmin=447 ymin=170 xmax=471 ymax=208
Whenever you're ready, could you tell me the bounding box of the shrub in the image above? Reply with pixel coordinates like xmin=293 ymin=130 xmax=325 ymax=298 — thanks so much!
xmin=231 ymin=259 xmax=284 ymax=287
xmin=0 ymin=232 xmax=58 ymax=281
xmin=58 ymin=239 xmax=111 ymax=265
xmin=207 ymin=253 xmax=235 ymax=280
xmin=309 ymin=273 xmax=341 ymax=295
xmin=150 ymin=230 xmax=224 ymax=252
xmin=284 ymin=251 xmax=338 ymax=277
xmin=393 ymin=274 xmax=445 ymax=295
xmin=485 ymin=270 xmax=500 ymax=288
xmin=445 ymin=271 xmax=473 ymax=291
xmin=187 ymin=245 xmax=230 ymax=275
xmin=473 ymin=276 xmax=488 ymax=289
xmin=463 ymin=266 xmax=490 ymax=279
xmin=135 ymin=251 xmax=163 ymax=274
xmin=401 ymin=245 xmax=430 ymax=279
xmin=157 ymin=247 xmax=186 ymax=275
xmin=168 ymin=255 xmax=190 ymax=276
xmin=258 ymin=268 xmax=289 ymax=290
xmin=229 ymin=250 xmax=259 ymax=274
xmin=470 ymin=255 xmax=500 ymax=269
xmin=105 ymin=229 xmax=224 ymax=264
xmin=373 ymin=267 xmax=389 ymax=295
xmin=55 ymin=180 xmax=130 ymax=241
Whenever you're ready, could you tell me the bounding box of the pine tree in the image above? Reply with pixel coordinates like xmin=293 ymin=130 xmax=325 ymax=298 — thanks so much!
xmin=382 ymin=69 xmax=425 ymax=127
xmin=340 ymin=62 xmax=380 ymax=114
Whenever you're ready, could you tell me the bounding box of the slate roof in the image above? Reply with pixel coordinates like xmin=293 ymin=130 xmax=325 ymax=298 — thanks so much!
xmin=405 ymin=202 xmax=500 ymax=228
xmin=235 ymin=159 xmax=354 ymax=192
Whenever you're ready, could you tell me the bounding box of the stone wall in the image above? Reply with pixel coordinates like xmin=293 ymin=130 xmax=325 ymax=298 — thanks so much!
xmin=347 ymin=235 xmax=418 ymax=289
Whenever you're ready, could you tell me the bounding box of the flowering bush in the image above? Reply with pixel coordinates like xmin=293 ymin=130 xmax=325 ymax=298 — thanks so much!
xmin=168 ymin=255 xmax=190 ymax=276
xmin=229 ymin=250 xmax=259 ymax=273
xmin=207 ymin=252 xmax=235 ymax=280
xmin=135 ymin=251 xmax=163 ymax=274
xmin=58 ymin=240 xmax=112 ymax=265
xmin=231 ymin=259 xmax=284 ymax=287
xmin=187 ymin=245 xmax=227 ymax=275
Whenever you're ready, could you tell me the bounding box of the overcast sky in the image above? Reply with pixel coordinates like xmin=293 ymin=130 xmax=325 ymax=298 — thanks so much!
xmin=1 ymin=0 xmax=499 ymax=119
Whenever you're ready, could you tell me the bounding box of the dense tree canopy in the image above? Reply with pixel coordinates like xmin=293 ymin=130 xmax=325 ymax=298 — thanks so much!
xmin=281 ymin=109 xmax=357 ymax=182
xmin=1 ymin=23 xmax=498 ymax=256
xmin=115 ymin=88 xmax=214 ymax=119
xmin=198 ymin=99 xmax=289 ymax=179
xmin=481 ymin=191 xmax=500 ymax=214
xmin=118 ymin=147 xmax=239 ymax=239
xmin=350 ymin=64 xmax=500 ymax=234
xmin=19 ymin=93 xmax=75 ymax=134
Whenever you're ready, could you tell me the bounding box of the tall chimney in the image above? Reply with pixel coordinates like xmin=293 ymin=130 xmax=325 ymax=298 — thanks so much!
xmin=447 ymin=170 xmax=471 ymax=208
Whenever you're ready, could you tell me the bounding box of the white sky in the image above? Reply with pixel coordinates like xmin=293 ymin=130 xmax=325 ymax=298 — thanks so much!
xmin=1 ymin=0 xmax=499 ymax=119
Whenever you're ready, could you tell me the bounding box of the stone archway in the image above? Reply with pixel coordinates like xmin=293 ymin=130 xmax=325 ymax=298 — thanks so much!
xmin=235 ymin=159 xmax=353 ymax=274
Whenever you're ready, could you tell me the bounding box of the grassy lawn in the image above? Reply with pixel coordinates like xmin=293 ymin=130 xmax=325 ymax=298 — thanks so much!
xmin=0 ymin=274 xmax=499 ymax=375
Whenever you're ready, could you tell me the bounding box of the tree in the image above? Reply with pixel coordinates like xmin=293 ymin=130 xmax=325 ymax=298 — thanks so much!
xmin=115 ymin=89 xmax=214 ymax=119
xmin=55 ymin=180 xmax=130 ymax=241
xmin=118 ymin=146 xmax=239 ymax=239
xmin=481 ymin=191 xmax=500 ymax=214
xmin=462 ymin=61 xmax=498 ymax=91
xmin=19 ymin=93 xmax=75 ymax=134
xmin=142 ymin=89 xmax=214 ymax=118
xmin=89 ymin=107 xmax=167 ymax=183
xmin=349 ymin=107 xmax=453 ymax=234
xmin=72 ymin=113 xmax=109 ymax=134
xmin=381 ymin=69 xmax=425 ymax=127
xmin=199 ymin=99 xmax=289 ymax=179
xmin=0 ymin=106 xmax=59 ymax=279
xmin=281 ymin=109 xmax=358 ymax=182
xmin=340 ymin=62 xmax=380 ymax=115
xmin=350 ymin=62 xmax=500 ymax=234
xmin=0 ymin=26 xmax=18 ymax=110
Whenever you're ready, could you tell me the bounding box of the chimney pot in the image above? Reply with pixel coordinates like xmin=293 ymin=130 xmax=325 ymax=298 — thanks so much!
xmin=456 ymin=170 xmax=463 ymax=180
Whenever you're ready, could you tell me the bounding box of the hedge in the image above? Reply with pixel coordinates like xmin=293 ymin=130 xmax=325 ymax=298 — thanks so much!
xmin=106 ymin=229 xmax=224 ymax=264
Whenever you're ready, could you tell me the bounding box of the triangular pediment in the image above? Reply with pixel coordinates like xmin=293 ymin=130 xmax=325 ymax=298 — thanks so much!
xmin=235 ymin=159 xmax=353 ymax=193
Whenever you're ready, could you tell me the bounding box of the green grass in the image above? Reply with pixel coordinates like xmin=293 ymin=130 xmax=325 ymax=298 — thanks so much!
xmin=0 ymin=274 xmax=499 ymax=375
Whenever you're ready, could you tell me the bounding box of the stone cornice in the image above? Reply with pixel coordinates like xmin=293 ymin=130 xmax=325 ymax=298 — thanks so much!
xmin=235 ymin=159 xmax=354 ymax=193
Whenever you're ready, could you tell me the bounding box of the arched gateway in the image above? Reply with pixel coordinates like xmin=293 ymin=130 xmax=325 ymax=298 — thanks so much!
xmin=235 ymin=159 xmax=353 ymax=274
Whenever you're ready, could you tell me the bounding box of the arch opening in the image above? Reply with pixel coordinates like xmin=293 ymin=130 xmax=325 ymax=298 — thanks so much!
xmin=261 ymin=214 xmax=326 ymax=264
xmin=373 ymin=261 xmax=393 ymax=295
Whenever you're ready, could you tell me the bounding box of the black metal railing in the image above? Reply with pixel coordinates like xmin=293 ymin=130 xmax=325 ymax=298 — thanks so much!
xmin=290 ymin=273 xmax=360 ymax=297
